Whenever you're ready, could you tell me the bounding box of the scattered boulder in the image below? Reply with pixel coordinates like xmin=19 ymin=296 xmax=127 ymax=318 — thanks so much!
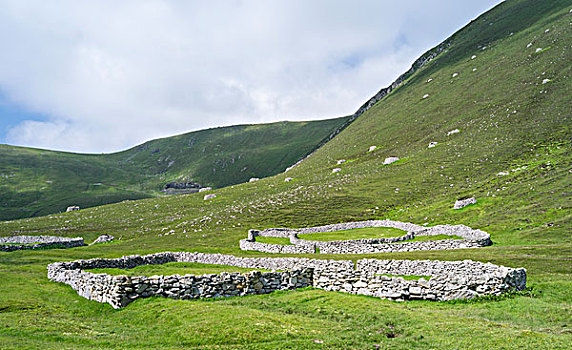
xmin=542 ymin=79 xmax=551 ymax=84
xmin=90 ymin=234 xmax=115 ymax=245
xmin=249 ymin=178 xmax=259 ymax=182
xmin=447 ymin=129 xmax=460 ymax=136
xmin=204 ymin=194 xmax=217 ymax=200
xmin=368 ymin=146 xmax=377 ymax=152
xmin=337 ymin=159 xmax=346 ymax=165
xmin=332 ymin=168 xmax=342 ymax=174
xmin=66 ymin=206 xmax=80 ymax=212
xmin=471 ymin=55 xmax=477 ymax=59
xmin=198 ymin=187 xmax=212 ymax=192
xmin=535 ymin=48 xmax=543 ymax=53
xmin=428 ymin=142 xmax=438 ymax=148
xmin=453 ymin=197 xmax=477 ymax=210
xmin=383 ymin=157 xmax=400 ymax=165
xmin=423 ymin=94 xmax=430 ymax=99
xmin=284 ymin=177 xmax=293 ymax=182
xmin=452 ymin=72 xmax=459 ymax=78
xmin=427 ymin=78 xmax=433 ymax=83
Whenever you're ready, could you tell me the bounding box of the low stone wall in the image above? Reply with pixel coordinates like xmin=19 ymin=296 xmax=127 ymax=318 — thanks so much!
xmin=317 ymin=259 xmax=527 ymax=301
xmin=241 ymin=220 xmax=491 ymax=254
xmin=48 ymin=252 xmax=526 ymax=308
xmin=47 ymin=252 xmax=313 ymax=309
xmin=0 ymin=235 xmax=84 ymax=252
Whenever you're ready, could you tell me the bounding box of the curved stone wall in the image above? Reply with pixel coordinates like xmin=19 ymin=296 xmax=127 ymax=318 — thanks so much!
xmin=48 ymin=252 xmax=526 ymax=308
xmin=0 ymin=235 xmax=84 ymax=252
xmin=47 ymin=252 xmax=313 ymax=309
xmin=240 ymin=220 xmax=491 ymax=254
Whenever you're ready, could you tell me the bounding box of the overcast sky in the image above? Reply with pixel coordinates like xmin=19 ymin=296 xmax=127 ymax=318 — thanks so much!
xmin=0 ymin=0 xmax=502 ymax=153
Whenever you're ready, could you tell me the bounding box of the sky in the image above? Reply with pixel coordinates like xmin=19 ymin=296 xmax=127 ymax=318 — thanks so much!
xmin=0 ymin=0 xmax=502 ymax=153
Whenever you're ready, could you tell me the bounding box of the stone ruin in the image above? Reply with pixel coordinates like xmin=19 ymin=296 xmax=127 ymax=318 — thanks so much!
xmin=454 ymin=197 xmax=477 ymax=209
xmin=0 ymin=235 xmax=84 ymax=252
xmin=240 ymin=220 xmax=491 ymax=254
xmin=47 ymin=252 xmax=526 ymax=309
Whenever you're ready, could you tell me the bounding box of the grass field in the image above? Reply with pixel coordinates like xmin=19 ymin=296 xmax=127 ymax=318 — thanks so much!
xmin=0 ymin=0 xmax=570 ymax=348
xmin=300 ymin=227 xmax=406 ymax=241
xmin=86 ymin=262 xmax=270 ymax=276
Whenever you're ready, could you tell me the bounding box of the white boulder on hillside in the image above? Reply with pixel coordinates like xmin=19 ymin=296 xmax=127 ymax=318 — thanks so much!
xmin=454 ymin=197 xmax=477 ymax=209
xmin=447 ymin=129 xmax=460 ymax=136
xmin=90 ymin=234 xmax=115 ymax=245
xmin=284 ymin=177 xmax=293 ymax=182
xmin=198 ymin=187 xmax=212 ymax=192
xmin=368 ymin=146 xmax=377 ymax=152
xmin=383 ymin=157 xmax=400 ymax=165
xmin=428 ymin=142 xmax=438 ymax=148
xmin=249 ymin=178 xmax=259 ymax=182
xmin=337 ymin=159 xmax=346 ymax=165
xmin=332 ymin=168 xmax=342 ymax=174
xmin=66 ymin=206 xmax=80 ymax=212
xmin=204 ymin=194 xmax=217 ymax=200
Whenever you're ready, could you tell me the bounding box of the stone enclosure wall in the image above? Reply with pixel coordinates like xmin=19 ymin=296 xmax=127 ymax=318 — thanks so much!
xmin=0 ymin=235 xmax=84 ymax=252
xmin=240 ymin=220 xmax=492 ymax=254
xmin=48 ymin=252 xmax=526 ymax=308
xmin=47 ymin=252 xmax=313 ymax=309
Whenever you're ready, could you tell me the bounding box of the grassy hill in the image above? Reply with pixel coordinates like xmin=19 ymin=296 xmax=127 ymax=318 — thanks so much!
xmin=0 ymin=117 xmax=350 ymax=220
xmin=0 ymin=0 xmax=571 ymax=348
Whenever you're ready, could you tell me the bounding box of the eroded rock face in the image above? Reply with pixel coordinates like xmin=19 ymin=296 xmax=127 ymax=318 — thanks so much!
xmin=454 ymin=197 xmax=477 ymax=209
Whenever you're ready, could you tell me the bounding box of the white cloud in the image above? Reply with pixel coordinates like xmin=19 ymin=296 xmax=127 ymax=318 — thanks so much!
xmin=0 ymin=0 xmax=502 ymax=153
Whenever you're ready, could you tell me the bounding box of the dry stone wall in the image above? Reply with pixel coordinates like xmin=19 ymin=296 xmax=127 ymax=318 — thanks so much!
xmin=48 ymin=252 xmax=526 ymax=308
xmin=47 ymin=252 xmax=313 ymax=309
xmin=0 ymin=235 xmax=84 ymax=252
xmin=240 ymin=220 xmax=491 ymax=254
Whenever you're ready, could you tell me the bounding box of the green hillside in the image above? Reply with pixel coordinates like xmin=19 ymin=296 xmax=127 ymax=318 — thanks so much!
xmin=0 ymin=0 xmax=571 ymax=349
xmin=0 ymin=117 xmax=350 ymax=220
